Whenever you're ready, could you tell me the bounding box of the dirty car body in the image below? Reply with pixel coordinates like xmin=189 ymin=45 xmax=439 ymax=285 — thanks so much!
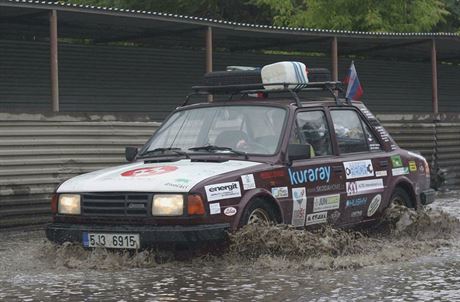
xmin=46 ymin=65 xmax=435 ymax=249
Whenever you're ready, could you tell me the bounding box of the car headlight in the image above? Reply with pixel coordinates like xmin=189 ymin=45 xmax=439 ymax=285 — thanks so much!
xmin=58 ymin=194 xmax=81 ymax=215
xmin=152 ymin=194 xmax=184 ymax=216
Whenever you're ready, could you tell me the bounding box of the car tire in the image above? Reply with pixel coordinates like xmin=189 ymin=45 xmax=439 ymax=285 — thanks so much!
xmin=239 ymin=199 xmax=278 ymax=227
xmin=389 ymin=187 xmax=414 ymax=208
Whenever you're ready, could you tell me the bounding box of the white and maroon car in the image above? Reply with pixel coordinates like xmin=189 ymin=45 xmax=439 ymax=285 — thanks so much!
xmin=46 ymin=62 xmax=435 ymax=249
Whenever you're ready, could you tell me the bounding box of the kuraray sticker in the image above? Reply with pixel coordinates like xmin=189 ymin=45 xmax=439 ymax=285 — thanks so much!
xmin=209 ymin=203 xmax=221 ymax=215
xmin=224 ymin=207 xmax=237 ymax=216
xmin=291 ymin=187 xmax=307 ymax=227
xmin=272 ymin=187 xmax=289 ymax=198
xmin=409 ymin=161 xmax=417 ymax=172
xmin=367 ymin=194 xmax=382 ymax=217
xmin=345 ymin=197 xmax=367 ymax=208
xmin=121 ymin=166 xmax=177 ymax=177
xmin=375 ymin=170 xmax=388 ymax=177
xmin=391 ymin=155 xmax=403 ymax=168
xmin=205 ymin=182 xmax=241 ymax=202
xmin=288 ymin=166 xmax=331 ymax=185
xmin=343 ymin=160 xmax=374 ymax=179
xmin=346 ymin=179 xmax=384 ymax=196
xmin=306 ymin=212 xmax=327 ymax=226
xmin=392 ymin=167 xmax=409 ymax=176
xmin=313 ymin=194 xmax=340 ymax=212
xmin=241 ymin=174 xmax=256 ymax=190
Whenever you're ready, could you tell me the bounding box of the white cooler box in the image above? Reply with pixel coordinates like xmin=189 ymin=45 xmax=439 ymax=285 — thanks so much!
xmin=261 ymin=61 xmax=309 ymax=91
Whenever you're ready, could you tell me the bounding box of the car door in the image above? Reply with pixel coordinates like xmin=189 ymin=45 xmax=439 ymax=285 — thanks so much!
xmin=287 ymin=108 xmax=346 ymax=228
xmin=328 ymin=107 xmax=389 ymax=225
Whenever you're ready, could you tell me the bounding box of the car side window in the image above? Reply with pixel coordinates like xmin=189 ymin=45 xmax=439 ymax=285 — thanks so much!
xmin=330 ymin=109 xmax=370 ymax=154
xmin=291 ymin=111 xmax=332 ymax=156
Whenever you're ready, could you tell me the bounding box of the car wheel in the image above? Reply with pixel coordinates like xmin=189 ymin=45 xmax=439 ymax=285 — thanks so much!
xmin=240 ymin=199 xmax=278 ymax=226
xmin=390 ymin=187 xmax=414 ymax=208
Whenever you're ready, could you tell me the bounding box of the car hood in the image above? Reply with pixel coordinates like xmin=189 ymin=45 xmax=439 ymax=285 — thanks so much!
xmin=57 ymin=159 xmax=262 ymax=193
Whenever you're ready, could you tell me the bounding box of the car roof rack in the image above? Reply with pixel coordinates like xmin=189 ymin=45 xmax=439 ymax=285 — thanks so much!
xmin=183 ymin=81 xmax=347 ymax=107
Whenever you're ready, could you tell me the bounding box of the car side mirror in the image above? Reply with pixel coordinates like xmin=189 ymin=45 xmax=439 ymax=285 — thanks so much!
xmin=288 ymin=143 xmax=311 ymax=162
xmin=125 ymin=147 xmax=138 ymax=162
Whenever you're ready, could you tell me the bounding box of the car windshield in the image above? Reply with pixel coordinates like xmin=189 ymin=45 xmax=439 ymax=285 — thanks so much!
xmin=141 ymin=105 xmax=287 ymax=156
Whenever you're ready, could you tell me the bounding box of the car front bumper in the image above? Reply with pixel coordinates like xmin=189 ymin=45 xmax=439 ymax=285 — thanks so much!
xmin=46 ymin=223 xmax=230 ymax=248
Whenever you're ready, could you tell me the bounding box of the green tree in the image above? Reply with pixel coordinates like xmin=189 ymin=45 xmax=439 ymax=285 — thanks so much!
xmin=64 ymin=0 xmax=458 ymax=32
xmin=250 ymin=0 xmax=450 ymax=32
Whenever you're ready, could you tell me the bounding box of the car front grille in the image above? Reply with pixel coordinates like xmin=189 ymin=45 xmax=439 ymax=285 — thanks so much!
xmin=81 ymin=193 xmax=151 ymax=217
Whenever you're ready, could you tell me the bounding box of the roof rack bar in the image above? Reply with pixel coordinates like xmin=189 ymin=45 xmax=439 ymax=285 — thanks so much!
xmin=287 ymin=88 xmax=302 ymax=107
xmin=191 ymin=81 xmax=342 ymax=93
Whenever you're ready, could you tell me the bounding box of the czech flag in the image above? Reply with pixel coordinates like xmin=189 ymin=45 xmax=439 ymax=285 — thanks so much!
xmin=343 ymin=61 xmax=363 ymax=101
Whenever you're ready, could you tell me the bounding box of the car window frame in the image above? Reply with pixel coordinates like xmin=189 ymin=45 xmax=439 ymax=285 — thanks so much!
xmin=290 ymin=107 xmax=336 ymax=159
xmin=328 ymin=106 xmax=385 ymax=156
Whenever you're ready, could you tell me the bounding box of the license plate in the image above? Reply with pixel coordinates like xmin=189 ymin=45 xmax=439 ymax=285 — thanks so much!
xmin=82 ymin=232 xmax=140 ymax=249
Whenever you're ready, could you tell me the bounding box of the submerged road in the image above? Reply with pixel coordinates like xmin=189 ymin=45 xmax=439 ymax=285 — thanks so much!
xmin=0 ymin=191 xmax=459 ymax=301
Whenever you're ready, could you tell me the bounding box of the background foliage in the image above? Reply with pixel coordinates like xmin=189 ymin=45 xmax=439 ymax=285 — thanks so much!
xmin=63 ymin=0 xmax=460 ymax=33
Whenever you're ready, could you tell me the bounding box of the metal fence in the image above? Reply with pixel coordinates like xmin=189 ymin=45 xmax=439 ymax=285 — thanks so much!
xmin=1 ymin=112 xmax=459 ymax=229
xmin=0 ymin=113 xmax=159 ymax=229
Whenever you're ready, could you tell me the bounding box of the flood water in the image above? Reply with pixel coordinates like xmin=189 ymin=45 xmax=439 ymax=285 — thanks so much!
xmin=1 ymin=191 xmax=460 ymax=301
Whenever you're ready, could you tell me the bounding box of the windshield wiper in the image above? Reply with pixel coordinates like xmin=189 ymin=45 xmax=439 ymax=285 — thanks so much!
xmin=188 ymin=145 xmax=248 ymax=159
xmin=139 ymin=147 xmax=190 ymax=159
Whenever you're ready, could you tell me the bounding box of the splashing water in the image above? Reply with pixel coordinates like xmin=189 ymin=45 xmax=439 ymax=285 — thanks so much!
xmin=31 ymin=204 xmax=460 ymax=272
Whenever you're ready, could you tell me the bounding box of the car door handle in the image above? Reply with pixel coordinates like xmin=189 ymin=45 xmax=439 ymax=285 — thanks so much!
xmin=332 ymin=165 xmax=344 ymax=173
xmin=379 ymin=160 xmax=388 ymax=167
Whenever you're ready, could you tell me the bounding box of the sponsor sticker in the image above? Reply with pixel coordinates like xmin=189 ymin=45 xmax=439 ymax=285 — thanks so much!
xmin=209 ymin=203 xmax=221 ymax=215
xmin=367 ymin=194 xmax=382 ymax=217
xmin=409 ymin=161 xmax=417 ymax=172
xmin=288 ymin=166 xmax=331 ymax=185
xmin=345 ymin=197 xmax=367 ymax=208
xmin=346 ymin=179 xmax=384 ymax=196
xmin=259 ymin=169 xmax=285 ymax=180
xmin=313 ymin=194 xmax=340 ymax=212
xmin=391 ymin=155 xmax=403 ymax=168
xmin=370 ymin=144 xmax=381 ymax=151
xmin=350 ymin=210 xmax=363 ymax=218
xmin=307 ymin=183 xmax=342 ymax=194
xmin=291 ymin=187 xmax=307 ymax=227
xmin=164 ymin=182 xmax=189 ymax=190
xmin=205 ymin=182 xmax=241 ymax=202
xmin=343 ymin=160 xmax=374 ymax=179
xmin=272 ymin=187 xmax=289 ymax=198
xmin=375 ymin=170 xmax=388 ymax=177
xmin=224 ymin=207 xmax=237 ymax=216
xmin=392 ymin=167 xmax=409 ymax=176
xmin=121 ymin=166 xmax=177 ymax=177
xmin=306 ymin=212 xmax=327 ymax=226
xmin=241 ymin=174 xmax=256 ymax=190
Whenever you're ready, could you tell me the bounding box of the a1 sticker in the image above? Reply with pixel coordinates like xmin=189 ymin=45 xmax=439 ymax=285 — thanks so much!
xmin=121 ymin=166 xmax=177 ymax=177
